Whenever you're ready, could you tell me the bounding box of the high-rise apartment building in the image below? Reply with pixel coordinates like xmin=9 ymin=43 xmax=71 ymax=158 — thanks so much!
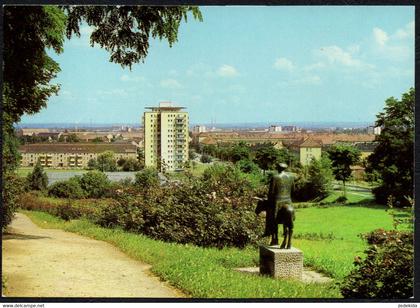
xmin=143 ymin=102 xmax=189 ymax=171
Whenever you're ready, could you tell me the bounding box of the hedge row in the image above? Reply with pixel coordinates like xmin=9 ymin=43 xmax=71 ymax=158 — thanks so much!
xmin=20 ymin=165 xmax=266 ymax=249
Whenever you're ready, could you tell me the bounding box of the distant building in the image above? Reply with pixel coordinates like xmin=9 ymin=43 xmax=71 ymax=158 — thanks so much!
xmin=17 ymin=128 xmax=50 ymax=136
xmin=282 ymin=125 xmax=298 ymax=132
xmin=193 ymin=125 xmax=207 ymax=133
xmin=143 ymin=102 xmax=189 ymax=172
xmin=367 ymin=126 xmax=382 ymax=135
xmin=268 ymin=125 xmax=282 ymax=132
xmin=19 ymin=143 xmax=137 ymax=168
xmin=290 ymin=138 xmax=323 ymax=166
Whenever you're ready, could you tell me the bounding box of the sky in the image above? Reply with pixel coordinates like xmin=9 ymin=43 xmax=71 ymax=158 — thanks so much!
xmin=20 ymin=6 xmax=414 ymax=125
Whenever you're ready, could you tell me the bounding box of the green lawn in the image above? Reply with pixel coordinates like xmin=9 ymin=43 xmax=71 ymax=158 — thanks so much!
xmin=21 ymin=201 xmax=404 ymax=298
xmin=321 ymin=190 xmax=374 ymax=204
xmin=17 ymin=167 xmax=81 ymax=177
xmin=166 ymin=162 xmax=211 ymax=180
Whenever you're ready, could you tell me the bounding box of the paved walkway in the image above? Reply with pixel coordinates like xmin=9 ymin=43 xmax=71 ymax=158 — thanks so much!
xmin=2 ymin=213 xmax=185 ymax=298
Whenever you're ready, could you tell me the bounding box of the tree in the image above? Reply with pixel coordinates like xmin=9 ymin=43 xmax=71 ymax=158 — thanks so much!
xmin=137 ymin=148 xmax=145 ymax=166
xmin=201 ymin=154 xmax=212 ymax=163
xmin=3 ymin=4 xmax=202 ymax=144
xmin=365 ymin=88 xmax=414 ymax=207
xmin=202 ymin=144 xmax=217 ymax=156
xmin=228 ymin=142 xmax=251 ymax=163
xmin=117 ymin=158 xmax=127 ymax=167
xmin=3 ymin=6 xmax=66 ymax=128
xmin=66 ymin=133 xmax=80 ymax=143
xmin=2 ymin=174 xmax=25 ymax=231
xmin=253 ymin=144 xmax=297 ymax=173
xmin=189 ymin=149 xmax=197 ymax=160
xmin=87 ymin=158 xmax=98 ymax=170
xmin=292 ymin=155 xmax=333 ymax=202
xmin=327 ymin=145 xmax=361 ymax=198
xmin=2 ymin=5 xmax=201 ymax=228
xmin=96 ymin=151 xmax=117 ymax=172
xmin=92 ymin=137 xmax=103 ymax=143
xmin=78 ymin=171 xmax=110 ymax=198
xmin=236 ymin=158 xmax=259 ymax=174
xmin=64 ymin=6 xmax=202 ymax=69
xmin=122 ymin=157 xmax=142 ymax=171
xmin=26 ymin=161 xmax=49 ymax=191
xmin=48 ymin=178 xmax=86 ymax=199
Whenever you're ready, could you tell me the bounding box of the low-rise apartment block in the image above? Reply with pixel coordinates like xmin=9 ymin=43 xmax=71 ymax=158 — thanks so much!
xmin=19 ymin=143 xmax=137 ymax=168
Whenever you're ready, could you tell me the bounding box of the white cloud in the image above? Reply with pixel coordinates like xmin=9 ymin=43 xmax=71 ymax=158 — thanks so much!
xmin=120 ymin=74 xmax=145 ymax=82
xmin=227 ymin=84 xmax=246 ymax=94
xmin=297 ymin=75 xmax=321 ymax=85
xmin=371 ymin=23 xmax=413 ymax=60
xmin=373 ymin=27 xmax=389 ymax=46
xmin=279 ymin=74 xmax=322 ymax=87
xmin=317 ymin=46 xmax=373 ymax=69
xmin=168 ymin=70 xmax=178 ymax=77
xmin=304 ymin=62 xmax=326 ymax=71
xmin=217 ymin=65 xmax=239 ymax=77
xmin=347 ymin=44 xmax=360 ymax=54
xmin=393 ymin=21 xmax=414 ymax=40
xmin=273 ymin=57 xmax=294 ymax=71
xmin=97 ymin=89 xmax=128 ymax=96
xmin=186 ymin=63 xmax=214 ymax=78
xmin=160 ymin=78 xmax=183 ymax=89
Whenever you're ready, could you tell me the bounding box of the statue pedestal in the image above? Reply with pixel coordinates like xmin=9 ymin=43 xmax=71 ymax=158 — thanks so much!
xmin=259 ymin=245 xmax=303 ymax=280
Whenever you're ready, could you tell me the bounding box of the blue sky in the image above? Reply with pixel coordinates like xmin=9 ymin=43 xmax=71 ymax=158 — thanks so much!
xmin=20 ymin=6 xmax=414 ymax=125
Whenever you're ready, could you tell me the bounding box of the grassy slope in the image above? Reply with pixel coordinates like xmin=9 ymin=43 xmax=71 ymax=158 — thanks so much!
xmin=21 ymin=202 xmax=398 ymax=298
xmin=23 ymin=210 xmax=341 ymax=298
xmin=293 ymin=205 xmax=393 ymax=278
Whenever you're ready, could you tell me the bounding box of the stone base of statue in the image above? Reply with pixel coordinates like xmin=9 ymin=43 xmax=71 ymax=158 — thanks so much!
xmin=259 ymin=245 xmax=303 ymax=280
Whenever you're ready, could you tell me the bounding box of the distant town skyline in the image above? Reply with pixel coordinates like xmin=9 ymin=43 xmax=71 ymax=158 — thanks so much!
xmin=20 ymin=6 xmax=414 ymax=125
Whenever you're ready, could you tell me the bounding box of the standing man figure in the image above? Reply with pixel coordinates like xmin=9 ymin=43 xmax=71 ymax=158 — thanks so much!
xmin=265 ymin=162 xmax=295 ymax=248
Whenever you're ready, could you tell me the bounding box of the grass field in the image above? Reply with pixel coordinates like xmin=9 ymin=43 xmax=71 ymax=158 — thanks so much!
xmin=21 ymin=201 xmax=405 ymax=298
xmin=321 ymin=190 xmax=374 ymax=204
xmin=16 ymin=167 xmax=75 ymax=177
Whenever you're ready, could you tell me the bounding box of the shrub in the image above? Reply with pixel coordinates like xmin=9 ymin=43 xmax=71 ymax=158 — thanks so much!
xmin=78 ymin=171 xmax=110 ymax=198
xmin=117 ymin=157 xmax=126 ymax=167
xmin=189 ymin=149 xmax=197 ymax=160
xmin=122 ymin=158 xmax=142 ymax=171
xmin=104 ymin=179 xmax=264 ymax=248
xmin=19 ymin=192 xmax=61 ymax=215
xmin=134 ymin=168 xmax=159 ymax=189
xmin=340 ymin=228 xmax=413 ymax=298
xmin=200 ymin=154 xmax=212 ymax=163
xmin=2 ymin=172 xmax=25 ymax=230
xmin=236 ymin=159 xmax=259 ymax=174
xmin=335 ymin=196 xmax=347 ymax=203
xmin=48 ymin=179 xmax=86 ymax=199
xmin=26 ymin=161 xmax=48 ymax=191
xmin=19 ymin=192 xmax=114 ymax=221
xmin=56 ymin=199 xmax=81 ymax=221
xmin=202 ymin=164 xmax=253 ymax=198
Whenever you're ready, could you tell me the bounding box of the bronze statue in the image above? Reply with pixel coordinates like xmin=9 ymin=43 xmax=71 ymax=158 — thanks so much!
xmin=255 ymin=163 xmax=295 ymax=248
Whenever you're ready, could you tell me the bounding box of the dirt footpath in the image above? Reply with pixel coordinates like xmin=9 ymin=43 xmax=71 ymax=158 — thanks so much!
xmin=2 ymin=213 xmax=185 ymax=298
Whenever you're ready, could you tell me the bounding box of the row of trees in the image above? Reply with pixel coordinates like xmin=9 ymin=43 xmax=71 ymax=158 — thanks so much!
xmin=87 ymin=151 xmax=144 ymax=172
xmin=194 ymin=142 xmax=299 ymax=172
